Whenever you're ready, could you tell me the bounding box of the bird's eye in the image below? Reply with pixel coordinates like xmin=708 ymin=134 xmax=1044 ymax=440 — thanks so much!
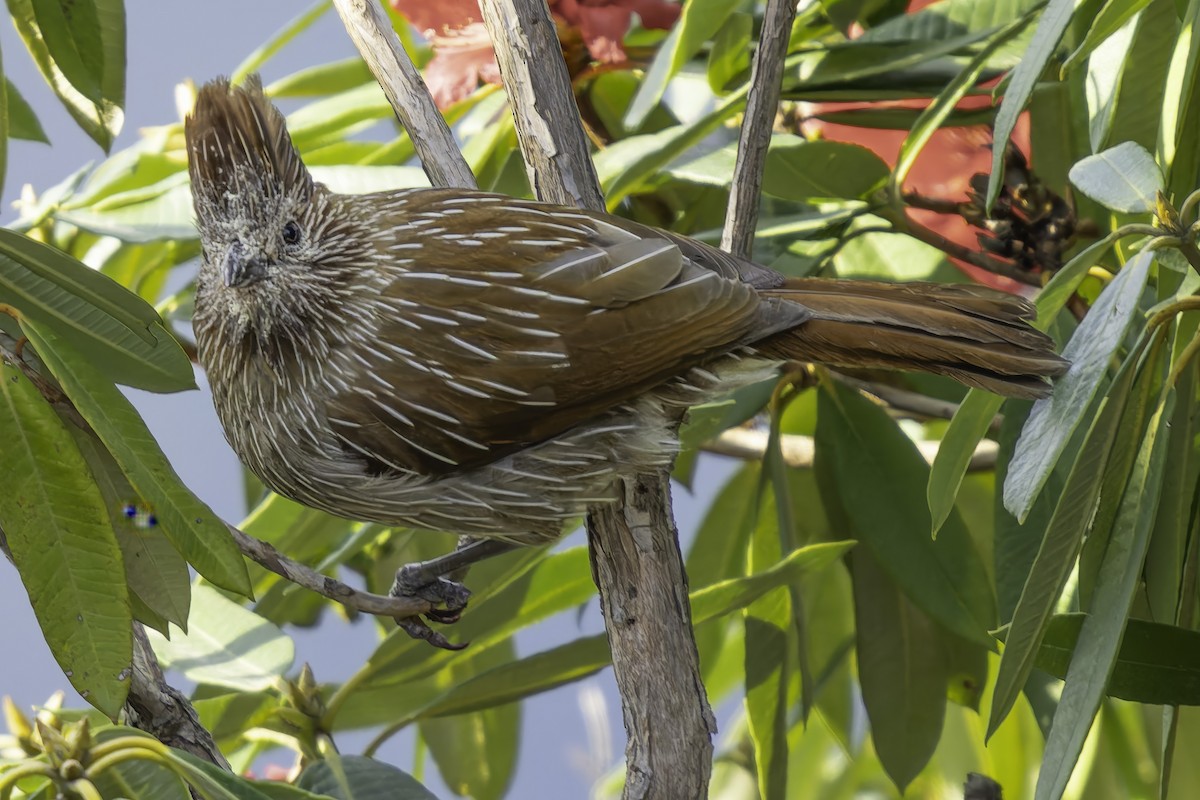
xmin=282 ymin=221 xmax=301 ymax=245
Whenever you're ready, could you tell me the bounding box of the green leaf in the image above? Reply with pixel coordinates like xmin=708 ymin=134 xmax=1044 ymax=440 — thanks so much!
xmin=359 ymin=546 xmax=585 ymax=689
xmin=596 ymin=89 xmax=746 ymax=209
xmin=1159 ymin=0 xmax=1200 ymax=199
xmin=1068 ymin=141 xmax=1164 ymax=212
xmin=0 ymin=361 xmax=130 ymax=718
xmin=286 ymin=82 xmax=392 ymax=148
xmin=297 ymin=755 xmax=438 ymax=800
xmin=782 ymin=27 xmax=1002 ymax=95
xmin=404 ymin=542 xmax=852 ymax=721
xmin=625 ymin=0 xmax=739 ymax=127
xmin=0 ymin=228 xmax=195 ymax=392
xmin=1063 ymin=0 xmax=1155 ymax=71
xmin=148 ymin=585 xmax=293 ymax=691
xmin=685 ymin=465 xmax=757 ymax=587
xmin=851 ymin=547 xmax=947 ymax=793
xmin=1017 ymin=614 xmax=1200 ymax=704
xmin=1035 ymin=389 xmax=1174 ymax=800
xmin=690 ymin=541 xmax=854 ymax=623
xmin=6 ymin=0 xmax=124 ymax=150
xmin=928 ymin=392 xmax=1004 ymax=537
xmin=1004 ymin=251 xmax=1152 ymax=521
xmin=1085 ymin=0 xmax=1176 ymax=154
xmin=744 ymin=601 xmax=792 ymax=800
xmin=1034 ymin=230 xmax=1120 ymax=323
xmin=862 ymin=0 xmax=1043 ymax=47
xmin=90 ymin=728 xmax=190 ymax=800
xmin=419 ymin=641 xmax=518 ymax=800
xmin=6 ymin=78 xmax=48 ymax=142
xmin=68 ymin=425 xmax=191 ymax=629
xmin=761 ymin=138 xmax=890 ymax=202
xmin=167 ymin=749 xmax=279 ymax=800
xmin=0 ymin=42 xmax=8 ymax=194
xmin=987 ymin=337 xmax=1146 ymax=738
xmin=21 ymin=320 xmax=251 ymax=595
xmin=994 ymin=401 xmax=1060 ymax=621
xmin=1145 ymin=359 xmax=1196 ymax=623
xmin=817 ymin=381 xmax=997 ymax=646
xmin=707 ymin=12 xmax=752 ymax=93
xmin=987 ymin=0 xmax=1074 ymax=210
xmin=893 ymin=13 xmax=1036 ymax=189
xmin=232 ymin=0 xmax=331 ymax=85
xmin=192 ymin=689 xmax=276 ymax=743
xmin=266 ymin=57 xmax=373 ymax=98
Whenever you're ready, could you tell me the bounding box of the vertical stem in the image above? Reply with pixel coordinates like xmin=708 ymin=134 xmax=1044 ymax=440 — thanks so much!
xmin=480 ymin=1 xmax=715 ymax=796
xmin=720 ymin=0 xmax=800 ymax=259
xmin=330 ymin=0 xmax=477 ymax=190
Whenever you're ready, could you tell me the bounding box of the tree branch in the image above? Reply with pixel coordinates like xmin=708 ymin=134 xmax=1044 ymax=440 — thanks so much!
xmin=479 ymin=1 xmax=716 ymax=796
xmin=720 ymin=0 xmax=799 ymax=258
xmin=227 ymin=525 xmax=430 ymax=618
xmin=479 ymin=0 xmax=605 ymax=210
xmin=329 ymin=0 xmax=477 ymax=190
xmin=125 ymin=624 xmax=230 ymax=769
xmin=704 ymin=426 xmax=999 ymax=472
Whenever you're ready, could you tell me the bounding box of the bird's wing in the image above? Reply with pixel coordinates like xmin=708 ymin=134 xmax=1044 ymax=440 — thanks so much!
xmin=325 ymin=189 xmax=807 ymax=475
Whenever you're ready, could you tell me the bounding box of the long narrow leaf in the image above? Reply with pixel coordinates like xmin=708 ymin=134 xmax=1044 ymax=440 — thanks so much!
xmin=988 ymin=334 xmax=1151 ymax=738
xmin=0 ymin=361 xmax=130 ymax=718
xmin=1005 ymin=252 xmax=1153 ymax=521
xmin=987 ymin=0 xmax=1074 ymax=210
xmin=1036 ymin=389 xmax=1175 ymax=800
xmin=21 ymin=319 xmax=251 ymax=596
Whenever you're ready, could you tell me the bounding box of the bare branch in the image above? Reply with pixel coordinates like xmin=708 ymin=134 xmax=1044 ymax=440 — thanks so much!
xmin=125 ymin=625 xmax=230 ymax=769
xmin=831 ymin=372 xmax=1002 ymax=430
xmin=478 ymin=0 xmax=605 ymax=209
xmin=721 ymin=0 xmax=800 ymax=257
xmin=479 ymin=1 xmax=716 ymax=796
xmin=227 ymin=525 xmax=430 ymax=618
xmin=705 ymin=426 xmax=999 ymax=472
xmin=330 ymin=0 xmax=477 ymax=190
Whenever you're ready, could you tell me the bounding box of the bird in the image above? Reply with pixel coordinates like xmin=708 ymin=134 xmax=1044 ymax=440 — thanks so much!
xmin=185 ymin=77 xmax=1066 ymax=640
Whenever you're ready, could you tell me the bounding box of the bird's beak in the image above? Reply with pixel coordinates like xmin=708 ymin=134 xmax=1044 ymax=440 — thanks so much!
xmin=222 ymin=241 xmax=268 ymax=288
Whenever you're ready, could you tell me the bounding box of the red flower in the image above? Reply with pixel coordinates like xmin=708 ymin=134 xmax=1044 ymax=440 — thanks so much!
xmin=391 ymin=0 xmax=679 ymax=107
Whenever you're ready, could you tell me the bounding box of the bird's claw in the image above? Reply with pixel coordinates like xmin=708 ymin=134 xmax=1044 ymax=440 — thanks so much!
xmin=389 ymin=565 xmax=472 ymax=650
xmin=395 ymin=615 xmax=468 ymax=651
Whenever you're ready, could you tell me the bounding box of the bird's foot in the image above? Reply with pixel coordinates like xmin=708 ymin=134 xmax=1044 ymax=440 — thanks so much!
xmin=386 ymin=539 xmax=520 ymax=650
xmin=389 ymin=564 xmax=472 ymax=651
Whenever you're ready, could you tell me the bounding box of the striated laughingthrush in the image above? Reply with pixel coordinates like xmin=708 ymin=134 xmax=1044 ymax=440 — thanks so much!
xmin=186 ymin=78 xmax=1066 ymax=551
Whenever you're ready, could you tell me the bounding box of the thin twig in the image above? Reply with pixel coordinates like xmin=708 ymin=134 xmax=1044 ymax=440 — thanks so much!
xmin=720 ymin=0 xmax=800 ymax=257
xmin=831 ymin=371 xmax=1003 ymax=431
xmin=705 ymin=426 xmax=999 ymax=472
xmin=227 ymin=525 xmax=430 ymax=618
xmin=329 ymin=0 xmax=476 ymax=190
xmin=902 ymin=215 xmax=1042 ymax=287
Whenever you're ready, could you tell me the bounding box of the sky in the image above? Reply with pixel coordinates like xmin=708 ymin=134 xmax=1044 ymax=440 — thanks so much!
xmin=0 ymin=3 xmax=740 ymax=796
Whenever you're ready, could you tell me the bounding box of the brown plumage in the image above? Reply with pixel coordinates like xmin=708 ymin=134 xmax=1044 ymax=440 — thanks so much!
xmin=186 ymin=77 xmax=1067 ymax=545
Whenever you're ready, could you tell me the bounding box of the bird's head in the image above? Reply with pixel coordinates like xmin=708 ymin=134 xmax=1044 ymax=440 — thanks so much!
xmin=185 ymin=77 xmax=378 ymax=373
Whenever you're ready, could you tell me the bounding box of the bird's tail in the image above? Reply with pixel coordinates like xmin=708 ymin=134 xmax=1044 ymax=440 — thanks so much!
xmin=754 ymin=278 xmax=1068 ymax=399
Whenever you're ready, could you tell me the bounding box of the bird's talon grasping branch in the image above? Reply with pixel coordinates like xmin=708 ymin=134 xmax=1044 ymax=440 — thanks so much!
xmin=394 ymin=615 xmax=468 ymax=651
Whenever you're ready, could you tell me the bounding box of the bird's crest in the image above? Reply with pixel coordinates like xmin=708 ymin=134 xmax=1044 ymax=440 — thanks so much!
xmin=185 ymin=76 xmax=312 ymax=219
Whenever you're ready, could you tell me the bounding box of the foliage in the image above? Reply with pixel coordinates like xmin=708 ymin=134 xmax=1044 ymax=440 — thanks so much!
xmin=0 ymin=0 xmax=1199 ymax=799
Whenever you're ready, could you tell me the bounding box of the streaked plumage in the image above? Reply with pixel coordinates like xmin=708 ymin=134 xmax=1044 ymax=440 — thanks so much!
xmin=186 ymin=77 xmax=1067 ymax=544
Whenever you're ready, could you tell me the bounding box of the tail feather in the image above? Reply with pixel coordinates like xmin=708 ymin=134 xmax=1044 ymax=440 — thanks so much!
xmin=756 ymin=278 xmax=1068 ymax=399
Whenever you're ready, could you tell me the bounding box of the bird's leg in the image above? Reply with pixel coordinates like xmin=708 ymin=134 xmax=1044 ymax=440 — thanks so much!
xmin=390 ymin=538 xmax=520 ymax=650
